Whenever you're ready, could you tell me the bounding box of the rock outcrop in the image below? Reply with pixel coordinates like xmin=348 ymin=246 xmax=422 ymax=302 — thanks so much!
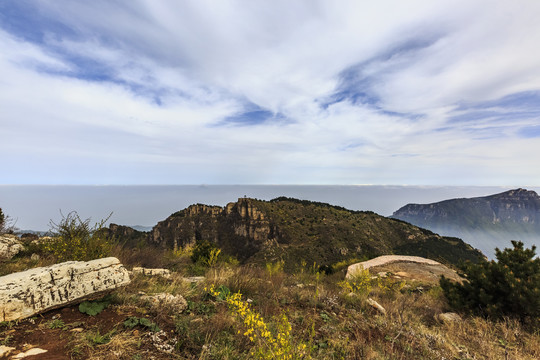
xmin=0 ymin=257 xmax=130 ymax=322
xmin=150 ymin=198 xmax=277 ymax=262
xmin=0 ymin=234 xmax=23 ymax=261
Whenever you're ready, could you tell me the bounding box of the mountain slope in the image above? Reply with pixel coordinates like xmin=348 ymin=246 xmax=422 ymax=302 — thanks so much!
xmin=148 ymin=197 xmax=484 ymax=270
xmin=392 ymin=188 xmax=540 ymax=257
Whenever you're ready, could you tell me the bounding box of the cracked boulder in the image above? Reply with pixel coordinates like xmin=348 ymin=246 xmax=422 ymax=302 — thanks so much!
xmin=0 ymin=257 xmax=130 ymax=322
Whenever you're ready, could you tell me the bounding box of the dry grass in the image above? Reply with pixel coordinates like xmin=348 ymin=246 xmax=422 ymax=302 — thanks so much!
xmin=3 ymin=247 xmax=540 ymax=359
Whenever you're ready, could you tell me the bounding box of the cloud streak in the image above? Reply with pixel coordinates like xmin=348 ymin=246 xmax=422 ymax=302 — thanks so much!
xmin=1 ymin=0 xmax=540 ymax=185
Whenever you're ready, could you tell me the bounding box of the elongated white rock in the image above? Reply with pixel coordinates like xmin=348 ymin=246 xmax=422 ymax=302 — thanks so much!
xmin=0 ymin=257 xmax=130 ymax=322
xmin=346 ymin=255 xmax=441 ymax=279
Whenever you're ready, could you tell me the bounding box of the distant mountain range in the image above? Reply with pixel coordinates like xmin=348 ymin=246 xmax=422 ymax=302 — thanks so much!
xmin=111 ymin=197 xmax=484 ymax=270
xmin=392 ymin=188 xmax=540 ymax=258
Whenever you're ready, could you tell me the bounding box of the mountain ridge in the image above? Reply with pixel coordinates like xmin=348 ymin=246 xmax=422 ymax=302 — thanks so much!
xmin=392 ymin=188 xmax=540 ymax=257
xmin=134 ymin=197 xmax=484 ymax=270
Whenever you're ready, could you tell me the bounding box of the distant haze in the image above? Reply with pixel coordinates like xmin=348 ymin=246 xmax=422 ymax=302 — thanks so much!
xmin=1 ymin=185 xmax=535 ymax=231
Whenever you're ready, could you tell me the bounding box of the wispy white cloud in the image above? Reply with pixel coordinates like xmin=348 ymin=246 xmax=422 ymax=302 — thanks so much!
xmin=1 ymin=0 xmax=540 ymax=185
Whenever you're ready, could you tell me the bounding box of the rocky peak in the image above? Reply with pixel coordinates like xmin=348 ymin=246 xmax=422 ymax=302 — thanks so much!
xmin=185 ymin=204 xmax=223 ymax=217
xmin=488 ymin=188 xmax=539 ymax=202
xmin=226 ymin=198 xmax=265 ymax=220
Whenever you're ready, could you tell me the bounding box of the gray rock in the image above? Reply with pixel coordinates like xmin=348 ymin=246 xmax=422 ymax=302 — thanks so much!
xmin=132 ymin=267 xmax=171 ymax=278
xmin=140 ymin=293 xmax=188 ymax=313
xmin=0 ymin=234 xmax=23 ymax=261
xmin=366 ymin=297 xmax=386 ymax=315
xmin=435 ymin=312 xmax=462 ymax=324
xmin=0 ymin=257 xmax=130 ymax=322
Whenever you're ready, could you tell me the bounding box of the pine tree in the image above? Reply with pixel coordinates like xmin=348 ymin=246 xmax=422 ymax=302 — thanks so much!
xmin=440 ymin=241 xmax=540 ymax=323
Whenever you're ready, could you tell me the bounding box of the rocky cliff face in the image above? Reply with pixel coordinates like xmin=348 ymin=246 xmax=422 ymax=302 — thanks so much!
xmin=150 ymin=197 xmax=484 ymax=268
xmin=107 ymin=224 xmax=148 ymax=248
xmin=392 ymin=188 xmax=540 ymax=257
xmin=150 ymin=199 xmax=280 ymax=261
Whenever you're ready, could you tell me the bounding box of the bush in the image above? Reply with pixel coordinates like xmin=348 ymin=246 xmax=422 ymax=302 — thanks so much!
xmin=338 ymin=266 xmax=372 ymax=296
xmin=189 ymin=239 xmax=238 ymax=268
xmin=191 ymin=240 xmax=219 ymax=264
xmin=0 ymin=208 xmax=16 ymax=234
xmin=440 ymin=241 xmax=540 ymax=323
xmin=44 ymin=211 xmax=114 ymax=262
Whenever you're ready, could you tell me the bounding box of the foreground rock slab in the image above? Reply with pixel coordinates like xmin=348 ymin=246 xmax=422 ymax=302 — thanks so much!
xmin=0 ymin=257 xmax=130 ymax=322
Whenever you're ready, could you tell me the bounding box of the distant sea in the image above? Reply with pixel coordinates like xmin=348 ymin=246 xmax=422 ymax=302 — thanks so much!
xmin=0 ymin=185 xmax=536 ymax=232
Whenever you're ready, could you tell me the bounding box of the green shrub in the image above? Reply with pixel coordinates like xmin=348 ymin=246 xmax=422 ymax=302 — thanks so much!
xmin=86 ymin=329 xmax=115 ymax=345
xmin=189 ymin=239 xmax=238 ymax=268
xmin=47 ymin=319 xmax=66 ymax=330
xmin=79 ymin=296 xmax=111 ymax=316
xmin=190 ymin=240 xmax=219 ymax=264
xmin=44 ymin=211 xmax=113 ymax=262
xmin=123 ymin=316 xmax=160 ymax=332
xmin=440 ymin=241 xmax=540 ymax=323
xmin=338 ymin=266 xmax=372 ymax=296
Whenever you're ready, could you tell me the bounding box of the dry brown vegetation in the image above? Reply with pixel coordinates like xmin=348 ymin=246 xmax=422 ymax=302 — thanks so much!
xmin=2 ymin=247 xmax=540 ymax=359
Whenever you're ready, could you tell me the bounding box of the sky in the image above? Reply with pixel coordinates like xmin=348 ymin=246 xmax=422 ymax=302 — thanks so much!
xmin=1 ymin=0 xmax=540 ymax=185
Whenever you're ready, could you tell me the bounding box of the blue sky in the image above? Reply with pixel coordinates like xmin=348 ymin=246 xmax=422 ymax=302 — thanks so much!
xmin=1 ymin=0 xmax=540 ymax=185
